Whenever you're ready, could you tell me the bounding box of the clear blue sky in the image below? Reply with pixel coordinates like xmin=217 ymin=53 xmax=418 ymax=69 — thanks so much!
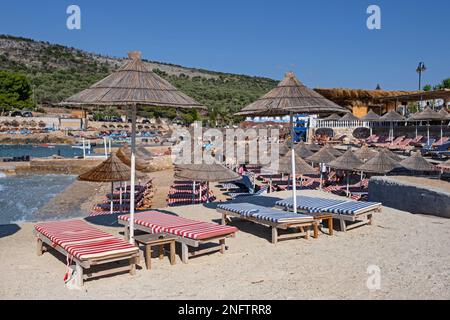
xmin=0 ymin=0 xmax=448 ymax=90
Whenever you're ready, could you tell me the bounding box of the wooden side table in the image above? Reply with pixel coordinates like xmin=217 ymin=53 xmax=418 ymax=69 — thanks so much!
xmin=134 ymin=233 xmax=177 ymax=270
xmin=313 ymin=214 xmax=334 ymax=236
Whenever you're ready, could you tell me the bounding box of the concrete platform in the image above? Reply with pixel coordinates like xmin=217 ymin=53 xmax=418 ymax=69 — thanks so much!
xmin=369 ymin=176 xmax=450 ymax=218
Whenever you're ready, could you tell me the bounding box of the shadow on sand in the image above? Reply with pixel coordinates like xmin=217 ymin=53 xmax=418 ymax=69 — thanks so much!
xmin=0 ymin=224 xmax=21 ymax=238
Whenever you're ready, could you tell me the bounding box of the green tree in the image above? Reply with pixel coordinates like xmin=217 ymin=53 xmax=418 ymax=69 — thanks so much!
xmin=0 ymin=70 xmax=35 ymax=112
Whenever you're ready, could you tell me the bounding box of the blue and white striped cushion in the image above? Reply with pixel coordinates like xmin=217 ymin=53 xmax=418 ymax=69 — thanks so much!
xmin=322 ymin=201 xmax=381 ymax=215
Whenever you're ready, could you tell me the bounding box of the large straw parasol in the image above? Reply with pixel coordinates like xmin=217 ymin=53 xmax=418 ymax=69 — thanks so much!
xmin=360 ymin=110 xmax=381 ymax=135
xmin=358 ymin=149 xmax=402 ymax=174
xmin=294 ymin=141 xmax=314 ymax=158
xmin=324 ymin=113 xmax=341 ymax=121
xmin=327 ymin=149 xmax=364 ymax=194
xmin=306 ymin=141 xmax=321 ymax=152
xmin=306 ymin=147 xmax=336 ymax=189
xmin=61 ymin=51 xmax=206 ymax=243
xmin=399 ymin=151 xmax=437 ymax=172
xmin=78 ymin=153 xmax=144 ymax=214
xmin=409 ymin=107 xmax=442 ymax=145
xmin=323 ymin=144 xmax=342 ymax=157
xmin=234 ymin=71 xmax=348 ymax=213
xmin=377 ymin=147 xmax=402 ymax=161
xmin=380 ymin=110 xmax=405 ymax=145
xmin=354 ymin=145 xmax=378 ymax=162
xmin=174 ymin=163 xmax=242 ymax=203
xmin=276 ymin=153 xmax=316 ymax=190
xmin=339 ymin=113 xmax=360 ymax=122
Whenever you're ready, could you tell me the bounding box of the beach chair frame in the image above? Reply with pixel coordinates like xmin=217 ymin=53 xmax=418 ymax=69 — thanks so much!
xmin=34 ymin=230 xmax=139 ymax=287
xmin=118 ymin=220 xmax=235 ymax=264
xmin=216 ymin=207 xmax=318 ymax=244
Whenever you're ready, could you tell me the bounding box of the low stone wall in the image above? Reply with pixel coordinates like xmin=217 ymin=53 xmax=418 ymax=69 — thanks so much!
xmin=369 ymin=176 xmax=450 ymax=218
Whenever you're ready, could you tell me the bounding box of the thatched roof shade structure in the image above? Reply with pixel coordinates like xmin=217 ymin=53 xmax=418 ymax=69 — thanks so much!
xmin=306 ymin=142 xmax=321 ymax=152
xmin=438 ymin=108 xmax=450 ymax=119
xmin=294 ymin=141 xmax=314 ymax=158
xmin=174 ymin=163 xmax=242 ymax=182
xmin=378 ymin=89 xmax=450 ymax=103
xmin=323 ymin=114 xmax=341 ymax=120
xmin=339 ymin=113 xmax=360 ymax=122
xmin=380 ymin=110 xmax=405 ymax=122
xmin=327 ymin=149 xmax=363 ymax=171
xmin=78 ymin=153 xmax=135 ymax=182
xmin=235 ymin=72 xmax=348 ymax=116
xmin=323 ymin=144 xmax=342 ymax=157
xmin=306 ymin=147 xmax=335 ymax=164
xmin=410 ymin=107 xmax=444 ymax=121
xmin=354 ymin=145 xmax=378 ymax=161
xmin=277 ymin=153 xmax=316 ymax=175
xmin=400 ymin=151 xmax=437 ymax=172
xmin=377 ymin=148 xmax=402 ymax=161
xmin=61 ymin=52 xmax=206 ymax=110
xmin=360 ymin=109 xmax=381 ymax=121
xmin=358 ymin=150 xmax=402 ymax=174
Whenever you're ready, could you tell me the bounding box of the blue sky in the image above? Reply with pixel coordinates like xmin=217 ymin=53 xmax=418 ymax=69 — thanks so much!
xmin=0 ymin=0 xmax=448 ymax=90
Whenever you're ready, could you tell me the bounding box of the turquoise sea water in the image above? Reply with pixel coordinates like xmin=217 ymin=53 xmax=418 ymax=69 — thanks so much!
xmin=0 ymin=173 xmax=76 ymax=225
xmin=0 ymin=144 xmax=85 ymax=158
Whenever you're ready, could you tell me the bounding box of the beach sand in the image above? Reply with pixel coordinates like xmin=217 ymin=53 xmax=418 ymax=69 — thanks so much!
xmin=0 ymin=188 xmax=449 ymax=300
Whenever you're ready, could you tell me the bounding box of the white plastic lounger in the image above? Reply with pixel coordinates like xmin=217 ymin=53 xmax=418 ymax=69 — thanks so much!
xmin=216 ymin=203 xmax=318 ymax=244
xmin=275 ymin=196 xmax=382 ymax=232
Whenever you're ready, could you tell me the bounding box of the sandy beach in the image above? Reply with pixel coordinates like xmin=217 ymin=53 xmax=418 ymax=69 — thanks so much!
xmin=0 ymin=188 xmax=449 ymax=300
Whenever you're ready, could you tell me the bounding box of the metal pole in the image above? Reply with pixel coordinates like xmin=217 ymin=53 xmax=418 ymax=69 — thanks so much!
xmin=192 ymin=181 xmax=196 ymax=204
xmin=82 ymin=138 xmax=86 ymax=158
xmin=129 ymin=104 xmax=137 ymax=244
xmin=119 ymin=181 xmax=123 ymax=212
xmin=289 ymin=112 xmax=297 ymax=214
xmin=110 ymin=182 xmax=114 ymax=214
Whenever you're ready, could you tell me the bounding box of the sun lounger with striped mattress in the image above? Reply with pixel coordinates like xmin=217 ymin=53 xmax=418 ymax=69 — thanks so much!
xmin=34 ymin=220 xmax=139 ymax=286
xmin=216 ymin=203 xmax=318 ymax=244
xmin=275 ymin=196 xmax=381 ymax=232
xmin=118 ymin=212 xmax=237 ymax=263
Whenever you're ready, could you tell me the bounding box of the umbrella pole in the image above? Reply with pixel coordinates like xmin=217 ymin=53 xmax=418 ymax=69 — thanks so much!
xmin=119 ymin=181 xmax=123 ymax=212
xmin=110 ymin=182 xmax=114 ymax=214
xmin=269 ymin=177 xmax=272 ymax=194
xmin=427 ymin=121 xmax=430 ymax=145
xmin=128 ymin=104 xmax=137 ymax=244
xmin=192 ymin=181 xmax=196 ymax=204
xmin=415 ymin=123 xmax=418 ymax=139
xmin=346 ymin=174 xmax=350 ymax=197
xmin=319 ymin=167 xmax=323 ymax=190
xmin=289 ymin=112 xmax=297 ymax=214
xmin=199 ymin=182 xmax=202 ymax=203
xmin=440 ymin=121 xmax=443 ymax=145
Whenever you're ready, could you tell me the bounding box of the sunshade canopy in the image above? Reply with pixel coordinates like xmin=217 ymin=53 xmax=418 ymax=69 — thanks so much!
xmin=294 ymin=141 xmax=314 ymax=158
xmin=277 ymin=153 xmax=316 ymax=175
xmin=380 ymin=110 xmax=405 ymax=122
xmin=323 ymin=144 xmax=342 ymax=157
xmin=327 ymin=149 xmax=364 ymax=171
xmin=60 ymin=51 xmax=207 ymax=110
xmin=78 ymin=153 xmax=135 ymax=182
xmin=359 ymin=149 xmax=402 ymax=173
xmin=339 ymin=113 xmax=360 ymax=121
xmin=323 ymin=114 xmax=342 ymax=120
xmin=400 ymin=151 xmax=437 ymax=172
xmin=235 ymin=71 xmax=348 ymax=116
xmin=174 ymin=163 xmax=242 ymax=182
xmin=306 ymin=147 xmax=336 ymax=164
xmin=354 ymin=145 xmax=378 ymax=161
xmin=410 ymin=107 xmax=445 ymax=121
xmin=360 ymin=109 xmax=381 ymax=121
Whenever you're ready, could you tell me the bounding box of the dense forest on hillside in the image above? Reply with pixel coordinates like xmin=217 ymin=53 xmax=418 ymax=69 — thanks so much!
xmin=0 ymin=35 xmax=278 ymax=124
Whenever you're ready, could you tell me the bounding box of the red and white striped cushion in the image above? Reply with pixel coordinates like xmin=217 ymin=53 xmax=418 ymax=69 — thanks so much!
xmin=119 ymin=212 xmax=237 ymax=240
xmin=35 ymin=220 xmax=137 ymax=260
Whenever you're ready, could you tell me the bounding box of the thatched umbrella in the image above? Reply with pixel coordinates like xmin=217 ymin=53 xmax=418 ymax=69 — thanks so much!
xmin=354 ymin=145 xmax=378 ymax=162
xmin=409 ymin=107 xmax=442 ymax=145
xmin=306 ymin=141 xmax=321 ymax=152
xmin=294 ymin=141 xmax=314 ymax=158
xmin=377 ymin=147 xmax=402 ymax=161
xmin=276 ymin=153 xmax=316 ymax=190
xmin=323 ymin=144 xmax=342 ymax=157
xmin=360 ymin=109 xmax=380 ymax=135
xmin=324 ymin=113 xmax=341 ymax=121
xmin=306 ymin=147 xmax=336 ymax=189
xmin=61 ymin=51 xmax=206 ymax=243
xmin=437 ymin=159 xmax=450 ymax=173
xmin=174 ymin=163 xmax=241 ymax=203
xmin=327 ymin=149 xmax=364 ymax=194
xmin=399 ymin=151 xmax=436 ymax=172
xmin=358 ymin=149 xmax=402 ymax=174
xmin=234 ymin=71 xmax=347 ymax=213
xmin=78 ymin=153 xmax=137 ymax=213
xmin=380 ymin=110 xmax=405 ymax=144
xmin=339 ymin=113 xmax=360 ymax=122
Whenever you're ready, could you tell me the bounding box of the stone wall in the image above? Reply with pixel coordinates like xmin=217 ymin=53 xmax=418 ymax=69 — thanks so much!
xmin=369 ymin=176 xmax=450 ymax=218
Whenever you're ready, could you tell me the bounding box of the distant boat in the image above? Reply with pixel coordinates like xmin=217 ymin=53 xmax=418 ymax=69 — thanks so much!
xmin=38 ymin=144 xmax=55 ymax=148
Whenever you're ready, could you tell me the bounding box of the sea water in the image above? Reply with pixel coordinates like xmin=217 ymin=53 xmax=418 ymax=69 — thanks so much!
xmin=0 ymin=174 xmax=76 ymax=225
xmin=0 ymin=144 xmax=85 ymax=158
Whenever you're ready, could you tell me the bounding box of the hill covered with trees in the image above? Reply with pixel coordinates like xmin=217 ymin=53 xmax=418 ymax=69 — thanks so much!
xmin=0 ymin=34 xmax=278 ymax=124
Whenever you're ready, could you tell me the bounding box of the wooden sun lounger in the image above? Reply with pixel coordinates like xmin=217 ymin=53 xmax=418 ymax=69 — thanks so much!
xmin=216 ymin=203 xmax=318 ymax=244
xmin=118 ymin=212 xmax=237 ymax=263
xmin=275 ymin=196 xmax=382 ymax=232
xmin=34 ymin=220 xmax=139 ymax=287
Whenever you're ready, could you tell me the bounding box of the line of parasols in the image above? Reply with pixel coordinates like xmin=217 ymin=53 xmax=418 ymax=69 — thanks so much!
xmin=325 ymin=107 xmax=450 ymax=145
